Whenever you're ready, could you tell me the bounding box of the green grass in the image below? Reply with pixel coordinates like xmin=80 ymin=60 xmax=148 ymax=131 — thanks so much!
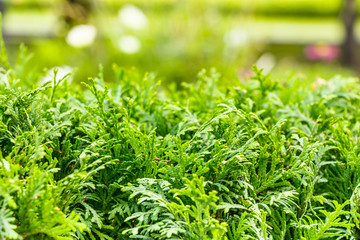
xmin=1 ymin=44 xmax=360 ymax=240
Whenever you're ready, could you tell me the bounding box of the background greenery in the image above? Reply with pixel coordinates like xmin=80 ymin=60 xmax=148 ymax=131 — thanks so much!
xmin=1 ymin=0 xmax=359 ymax=85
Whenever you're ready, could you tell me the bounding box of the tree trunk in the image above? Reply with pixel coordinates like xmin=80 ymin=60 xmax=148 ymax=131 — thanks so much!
xmin=63 ymin=0 xmax=92 ymax=26
xmin=341 ymin=0 xmax=358 ymax=68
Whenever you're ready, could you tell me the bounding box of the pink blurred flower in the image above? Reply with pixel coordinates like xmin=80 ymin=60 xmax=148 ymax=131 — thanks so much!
xmin=304 ymin=43 xmax=340 ymax=61
xmin=238 ymin=68 xmax=254 ymax=82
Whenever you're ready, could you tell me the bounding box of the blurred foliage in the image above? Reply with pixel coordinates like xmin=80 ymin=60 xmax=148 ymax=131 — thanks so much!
xmin=1 ymin=0 xmax=357 ymax=85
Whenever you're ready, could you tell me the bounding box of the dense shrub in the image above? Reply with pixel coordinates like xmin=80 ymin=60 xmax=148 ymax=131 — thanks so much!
xmin=1 ymin=47 xmax=360 ymax=239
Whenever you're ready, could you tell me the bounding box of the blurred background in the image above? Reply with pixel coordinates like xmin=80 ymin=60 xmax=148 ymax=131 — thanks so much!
xmin=1 ymin=0 xmax=359 ymax=85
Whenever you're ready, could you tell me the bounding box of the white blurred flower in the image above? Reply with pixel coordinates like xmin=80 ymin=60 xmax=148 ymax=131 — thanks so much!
xmin=118 ymin=35 xmax=141 ymax=54
xmin=224 ymin=28 xmax=248 ymax=48
xmin=0 ymin=71 xmax=10 ymax=87
xmin=256 ymin=53 xmax=276 ymax=75
xmin=118 ymin=4 xmax=148 ymax=30
xmin=66 ymin=25 xmax=97 ymax=48
xmin=39 ymin=66 xmax=73 ymax=86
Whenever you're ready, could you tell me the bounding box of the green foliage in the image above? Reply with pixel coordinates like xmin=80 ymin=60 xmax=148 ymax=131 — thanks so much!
xmin=1 ymin=46 xmax=360 ymax=240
